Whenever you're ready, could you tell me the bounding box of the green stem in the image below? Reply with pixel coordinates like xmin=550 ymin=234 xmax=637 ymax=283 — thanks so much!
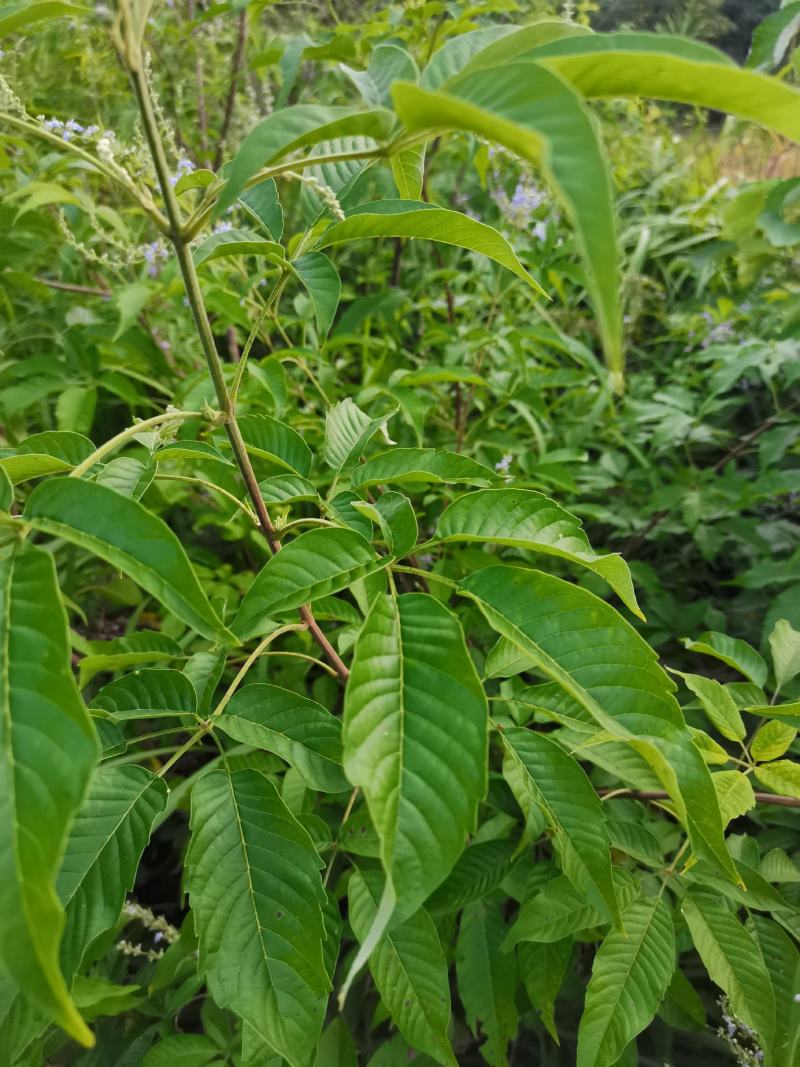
xmin=120 ymin=16 xmax=349 ymax=681
xmin=155 ymin=473 xmax=258 ymax=523
xmin=230 ymin=271 xmax=289 ymax=406
xmin=69 ymin=409 xmax=202 ymax=477
xmin=211 ymin=624 xmax=306 ymax=718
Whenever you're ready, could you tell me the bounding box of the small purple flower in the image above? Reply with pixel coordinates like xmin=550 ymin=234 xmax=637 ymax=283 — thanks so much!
xmin=213 ymin=221 xmax=233 ymax=234
xmin=532 ymin=220 xmax=547 ymax=242
xmin=169 ymin=155 xmax=195 ymax=186
xmin=495 ymin=453 xmax=513 ymax=474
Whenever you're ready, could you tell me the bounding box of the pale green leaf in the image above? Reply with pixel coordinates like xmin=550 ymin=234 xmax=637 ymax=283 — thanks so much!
xmin=292 ymin=252 xmax=340 ymax=340
xmin=682 ymin=631 xmax=767 ymax=687
xmin=95 ymin=456 xmax=155 ymax=501
xmin=682 ymin=889 xmax=776 ymax=1051
xmin=769 ymin=618 xmax=800 ymax=692
xmin=456 ymin=898 xmax=517 ymax=1067
xmin=238 ymin=413 xmax=312 ymax=476
xmin=232 ymin=527 xmax=387 ymax=640
xmin=390 ymin=143 xmax=426 ymax=199
xmin=217 ymin=683 xmax=348 ymax=792
xmin=0 ymin=543 xmax=96 ymax=1046
xmin=712 ymin=771 xmax=756 ymax=827
xmin=501 ymin=728 xmax=618 ymax=925
xmin=341 ymin=592 xmax=487 ymax=987
xmin=90 ymin=668 xmax=197 ymax=720
xmin=258 ymin=474 xmax=318 ymax=504
xmin=352 ymin=492 xmax=417 ymax=558
xmin=187 ymin=768 xmax=329 ymax=1067
xmin=0 ymin=431 xmax=94 ymax=484
xmin=751 ymin=721 xmax=796 ymax=763
xmin=24 ymin=480 xmax=232 ymax=644
xmin=349 ymin=869 xmax=456 ymax=1067
xmin=318 ymin=200 xmax=546 ymax=297
xmin=577 ymin=896 xmax=675 ymax=1067
xmin=352 ymin=447 xmax=495 ymax=489
xmin=460 ymin=566 xmax=738 ymax=884
xmin=754 ymin=760 xmax=800 ymax=799
xmin=434 ymin=488 xmax=642 ymax=618
xmin=0 ymin=0 xmax=87 ymax=37
xmin=674 ymin=672 xmax=745 ymax=742
xmin=57 ymin=766 xmax=167 ymax=976
xmin=193 ymin=228 xmax=285 ymax=268
xmin=323 ymin=398 xmax=396 ymax=473
xmin=153 ymin=441 xmax=234 ymax=467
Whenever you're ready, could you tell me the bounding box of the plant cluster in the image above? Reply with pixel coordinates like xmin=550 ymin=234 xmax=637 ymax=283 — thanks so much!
xmin=0 ymin=2 xmax=799 ymax=1066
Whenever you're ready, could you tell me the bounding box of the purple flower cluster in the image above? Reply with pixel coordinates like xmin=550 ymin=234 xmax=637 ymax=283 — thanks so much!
xmin=143 ymin=241 xmax=169 ymax=277
xmin=41 ymin=116 xmax=99 ymax=142
xmin=169 ymin=156 xmax=195 ymax=186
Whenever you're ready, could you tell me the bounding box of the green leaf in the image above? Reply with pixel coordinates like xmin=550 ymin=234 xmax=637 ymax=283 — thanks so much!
xmin=349 ymin=869 xmax=456 ymax=1067
xmin=139 ymin=1034 xmax=223 ymax=1067
xmin=390 ymin=143 xmax=425 ymax=199
xmin=0 ymin=0 xmax=87 ymax=37
xmin=681 ymin=631 xmax=767 ymax=687
xmin=55 ymin=384 xmax=96 ymax=436
xmin=393 ymin=66 xmax=620 ymax=386
xmin=78 ymin=632 xmax=183 ymax=688
xmin=658 ymin=968 xmax=705 ymax=1032
xmin=239 ymin=179 xmax=284 ymax=240
xmin=352 ymin=492 xmax=417 ymax=558
xmin=258 ymin=474 xmax=318 ymax=504
xmin=754 ymin=760 xmax=800 ymax=800
xmin=433 ymin=488 xmax=642 ymax=618
xmin=712 ymin=771 xmax=756 ymax=827
xmin=154 ymin=441 xmax=234 ymax=467
xmin=344 ymin=43 xmax=418 ymax=108
xmin=318 ymin=200 xmax=546 ymax=297
xmin=0 ymin=431 xmax=94 ymax=484
xmin=95 ymin=456 xmax=155 ymax=501
xmin=216 ymin=106 xmax=395 ymax=216
xmin=187 ymin=768 xmax=329 ymax=1067
xmin=518 ymin=937 xmax=572 ymax=1044
xmin=352 ymin=447 xmax=495 ymax=489
xmin=769 ymin=618 xmax=800 ymax=692
xmin=57 ymin=766 xmax=167 ymax=976
xmin=576 ymin=896 xmax=675 ymax=1067
xmin=71 ymin=975 xmax=142 ymax=1020
xmin=501 ymin=728 xmax=618 ymax=925
xmin=674 ymin=672 xmax=745 ymax=742
xmin=456 ymin=898 xmax=517 ymax=1067
xmin=323 ymin=398 xmax=396 ymax=474
xmin=313 ymin=1018 xmax=357 ymax=1067
xmin=342 ymin=592 xmax=487 ymax=987
xmin=24 ymin=480 xmax=232 ymax=644
xmin=747 ymin=915 xmax=800 ymax=1067
xmin=751 ymin=721 xmax=796 ymax=763
xmin=0 ymin=468 xmax=11 ymax=511
xmin=217 ymin=683 xmax=348 ymax=792
xmin=0 ymin=542 xmax=96 ymax=1046
xmin=682 ymin=889 xmax=776 ymax=1051
xmin=504 ymin=873 xmax=639 ymax=948
xmin=291 ymin=252 xmax=340 ymax=340
xmin=238 ymin=413 xmax=312 ymax=476
xmin=90 ymin=668 xmax=197 ymax=720
xmin=232 ymin=527 xmax=386 ymax=640
xmin=193 ymin=228 xmax=285 ymax=267
xmin=459 ymin=566 xmax=737 ymax=884
xmin=540 ymin=44 xmax=800 ymax=143
xmin=425 ymin=839 xmax=516 ymax=915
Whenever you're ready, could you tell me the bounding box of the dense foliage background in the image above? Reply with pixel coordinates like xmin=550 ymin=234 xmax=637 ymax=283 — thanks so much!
xmin=1 ymin=2 xmax=799 ymax=1066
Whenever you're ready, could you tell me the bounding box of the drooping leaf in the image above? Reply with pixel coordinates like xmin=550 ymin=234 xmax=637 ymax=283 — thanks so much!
xmin=232 ymin=527 xmax=387 ymax=639
xmin=57 ymin=765 xmax=167 ymax=976
xmin=323 ymin=398 xmax=396 ymax=473
xmin=682 ymin=889 xmax=776 ymax=1052
xmin=500 ymin=728 xmax=618 ymax=925
xmin=349 ymin=869 xmax=456 ymax=1067
xmin=393 ymin=66 xmax=620 ymax=386
xmin=342 ymin=592 xmax=488 ymax=986
xmin=456 ymin=898 xmax=517 ymax=1067
xmin=0 ymin=542 xmax=96 ymax=1046
xmin=318 ymin=200 xmax=546 ymax=296
xmin=433 ymin=488 xmax=641 ymax=618
xmin=139 ymin=1034 xmax=223 ymax=1067
xmin=747 ymin=915 xmax=800 ymax=1067
xmin=504 ymin=872 xmax=640 ymax=949
xmin=0 ymin=431 xmax=94 ymax=484
xmin=217 ymin=683 xmax=348 ymax=793
xmin=239 ymin=178 xmax=284 ymax=239
xmin=681 ymin=631 xmax=767 ymax=687
xmin=90 ymin=668 xmax=197 ymax=720
xmin=291 ymin=252 xmax=341 ymax=340
xmin=186 ymin=768 xmax=329 ymax=1067
xmin=673 ymin=672 xmax=745 ymax=742
xmin=518 ymin=937 xmax=572 ymax=1044
xmin=576 ymin=896 xmax=675 ymax=1067
xmin=769 ymin=618 xmax=800 ymax=692
xmin=192 ymin=229 xmax=285 ymax=267
xmin=24 ymin=480 xmax=232 ymax=644
xmin=712 ymin=771 xmax=756 ymax=827
xmin=426 ymin=839 xmax=516 ymax=915
xmin=390 ymin=143 xmax=425 ymax=199
xmin=237 ymin=413 xmax=312 ymax=477
xmin=216 ymin=107 xmax=395 ymax=216
xmin=459 ymin=566 xmax=737 ymax=884
xmin=352 ymin=447 xmax=495 ymax=489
